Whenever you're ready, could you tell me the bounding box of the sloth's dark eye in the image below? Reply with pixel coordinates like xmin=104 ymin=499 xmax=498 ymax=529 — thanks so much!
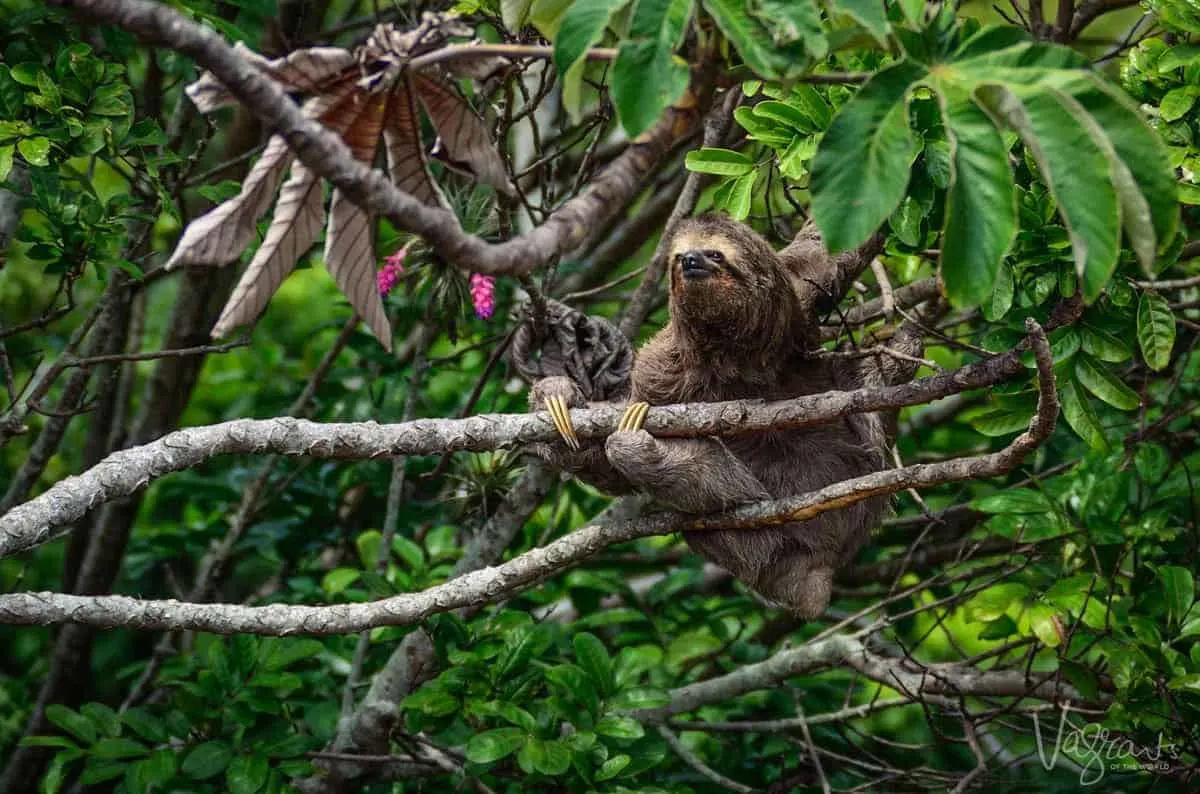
xmin=706 ymin=250 xmax=726 ymax=264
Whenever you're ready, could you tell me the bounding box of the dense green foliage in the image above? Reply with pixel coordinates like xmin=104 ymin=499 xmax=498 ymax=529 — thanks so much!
xmin=2 ymin=0 xmax=1200 ymax=792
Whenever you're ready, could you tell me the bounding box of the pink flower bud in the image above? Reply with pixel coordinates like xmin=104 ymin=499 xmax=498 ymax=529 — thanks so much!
xmin=377 ymin=247 xmax=407 ymax=296
xmin=470 ymin=273 xmax=495 ymax=320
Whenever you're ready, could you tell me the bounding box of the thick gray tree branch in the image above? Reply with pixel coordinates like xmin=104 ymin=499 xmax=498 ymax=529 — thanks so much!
xmin=50 ymin=0 xmax=710 ymax=276
xmin=0 ymin=322 xmax=1056 ymax=636
xmin=0 ymin=333 xmax=1042 ymax=560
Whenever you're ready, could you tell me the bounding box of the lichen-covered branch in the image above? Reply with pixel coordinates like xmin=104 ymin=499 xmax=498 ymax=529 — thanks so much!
xmin=633 ymin=634 xmax=1101 ymax=722
xmin=0 ymin=322 xmax=1056 ymax=636
xmin=0 ymin=332 xmax=1042 ymax=560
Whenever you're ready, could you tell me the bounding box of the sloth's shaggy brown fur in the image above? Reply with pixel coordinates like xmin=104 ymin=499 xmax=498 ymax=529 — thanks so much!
xmin=529 ymin=215 xmax=920 ymax=617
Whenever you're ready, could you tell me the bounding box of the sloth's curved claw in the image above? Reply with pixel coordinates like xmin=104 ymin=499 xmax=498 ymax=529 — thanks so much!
xmin=544 ymin=395 xmax=580 ymax=450
xmin=617 ymin=401 xmax=650 ymax=433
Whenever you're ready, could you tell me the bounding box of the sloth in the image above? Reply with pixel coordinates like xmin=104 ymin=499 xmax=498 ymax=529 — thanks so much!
xmin=523 ymin=214 xmax=923 ymax=617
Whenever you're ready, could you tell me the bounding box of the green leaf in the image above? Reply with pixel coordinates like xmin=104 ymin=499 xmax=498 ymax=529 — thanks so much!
xmin=144 ymin=749 xmax=176 ymax=784
xmin=502 ymin=0 xmax=534 ymax=31
xmin=525 ymin=738 xmax=572 ymax=775
xmin=321 ymin=567 xmax=359 ymax=595
xmin=608 ymin=686 xmax=672 ymax=711
xmin=496 ymin=623 xmax=554 ymax=679
xmin=720 ymin=170 xmax=757 ymax=220
xmin=0 ymin=144 xmax=13 ymax=182
xmin=1062 ymin=76 xmax=1178 ymax=269
xmin=90 ymin=737 xmax=148 ymax=760
xmin=982 ymin=258 xmax=1014 ymax=320
xmin=1160 ymin=565 xmax=1195 ymax=625
xmin=811 ymin=60 xmax=926 ymax=253
xmin=612 ymin=41 xmax=689 ymax=137
xmin=182 ymin=741 xmax=233 ymax=780
xmin=531 ymin=0 xmax=573 ymax=36
xmin=45 ymin=705 xmax=98 ymax=745
xmin=227 ymin=754 xmax=270 ymax=794
xmin=888 ymin=196 xmax=922 ymax=247
xmin=355 ymin=529 xmax=382 ymax=569
xmin=574 ymin=633 xmax=613 ymax=696
xmin=1028 ymin=604 xmax=1063 ymax=647
xmin=17 ymin=136 xmax=51 ymax=167
xmin=597 ymin=754 xmax=632 ymax=780
xmin=1079 ymin=327 xmax=1131 ymax=362
xmin=1059 ymin=378 xmax=1109 ymax=451
xmin=778 ymin=134 xmax=818 ymax=180
xmin=259 ymin=638 xmax=324 ymax=671
xmin=466 ymin=727 xmax=527 ymax=764
xmin=978 ymin=614 xmax=1019 ymax=640
xmin=971 ymin=487 xmax=1049 ymax=514
xmin=391 ymin=535 xmax=425 ymax=571
xmin=19 ymin=735 xmax=79 ymax=750
xmin=975 ymin=85 xmax=1119 ymax=301
xmin=830 ymin=0 xmax=890 ymax=41
xmin=596 ymin=715 xmax=645 ymax=739
xmin=1180 ymin=611 xmax=1200 ymax=639
xmin=1160 ymin=86 xmax=1200 ymax=121
xmin=611 ymin=0 xmax=692 ymax=136
xmin=554 ymin=0 xmax=629 ymax=117
xmin=684 ymin=147 xmax=754 ymax=176
xmin=786 ymin=84 xmax=832 ymax=129
xmin=969 ymin=405 xmax=1031 ymax=437
xmin=734 ymin=106 xmax=793 ymax=146
xmin=1137 ymin=292 xmax=1176 ymax=370
xmin=1159 ymin=43 xmax=1200 ymax=70
xmin=701 ymin=0 xmax=825 ymax=80
xmin=753 ymin=100 xmax=818 ymax=134
xmin=120 ymin=708 xmax=167 ymax=744
xmin=80 ymin=703 xmax=121 ymax=738
xmin=80 ymin=761 xmax=126 ymax=785
xmin=935 ymin=87 xmax=1017 ymax=307
xmin=1074 ymin=355 xmax=1140 ymax=410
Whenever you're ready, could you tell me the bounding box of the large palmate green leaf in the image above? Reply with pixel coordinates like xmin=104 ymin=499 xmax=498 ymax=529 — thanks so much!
xmin=611 ymin=0 xmax=692 ymax=136
xmin=830 ymin=0 xmax=891 ymax=42
xmin=935 ymin=82 xmax=1017 ymax=308
xmin=810 ymin=60 xmax=927 ymax=253
xmin=975 ymin=85 xmax=1120 ymax=301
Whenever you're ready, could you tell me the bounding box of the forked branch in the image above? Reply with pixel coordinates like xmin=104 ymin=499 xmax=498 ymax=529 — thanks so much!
xmin=0 ymin=321 xmax=1057 ymax=635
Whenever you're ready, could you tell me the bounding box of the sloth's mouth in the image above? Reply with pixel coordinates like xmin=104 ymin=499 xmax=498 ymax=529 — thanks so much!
xmin=682 ymin=261 xmax=716 ymax=280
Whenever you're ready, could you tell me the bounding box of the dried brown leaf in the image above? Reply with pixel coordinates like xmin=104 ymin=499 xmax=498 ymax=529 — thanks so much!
xmin=415 ymin=76 xmax=512 ymax=195
xmin=322 ymin=92 xmax=392 ymax=350
xmin=384 ymin=83 xmax=451 ymax=208
xmin=165 ymin=136 xmax=293 ymax=269
xmin=167 ymin=79 xmax=360 ymax=270
xmin=210 ymin=160 xmax=325 ymax=339
xmin=186 ymin=41 xmax=355 ymax=113
xmin=325 ymin=189 xmax=391 ymax=350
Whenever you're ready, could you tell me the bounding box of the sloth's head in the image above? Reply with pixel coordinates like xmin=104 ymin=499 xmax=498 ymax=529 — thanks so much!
xmin=667 ymin=214 xmax=797 ymax=348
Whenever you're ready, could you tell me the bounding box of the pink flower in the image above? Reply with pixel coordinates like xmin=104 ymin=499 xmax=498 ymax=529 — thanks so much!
xmin=470 ymin=273 xmax=495 ymax=319
xmin=377 ymin=247 xmax=407 ymax=296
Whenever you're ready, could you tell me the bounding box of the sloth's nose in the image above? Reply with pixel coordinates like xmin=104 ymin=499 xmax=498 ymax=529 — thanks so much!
xmin=680 ymin=251 xmax=713 ymax=280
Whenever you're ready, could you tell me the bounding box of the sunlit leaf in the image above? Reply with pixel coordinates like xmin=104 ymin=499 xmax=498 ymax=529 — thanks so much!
xmin=1137 ymin=292 xmax=1176 ymax=371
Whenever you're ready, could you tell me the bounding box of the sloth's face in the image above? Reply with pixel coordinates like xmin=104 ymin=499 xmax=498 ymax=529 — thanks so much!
xmin=669 ymin=230 xmax=740 ymax=284
xmin=666 ymin=217 xmax=796 ymax=346
xmin=669 ymin=225 xmax=771 ymax=311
